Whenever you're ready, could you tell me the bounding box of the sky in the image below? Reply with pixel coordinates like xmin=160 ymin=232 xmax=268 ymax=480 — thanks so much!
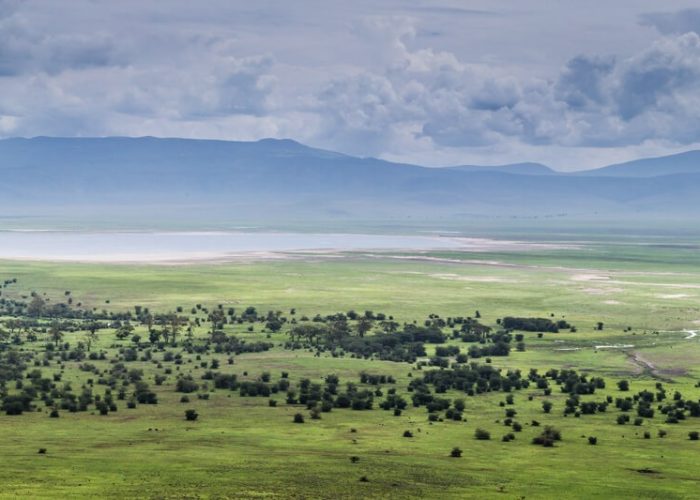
xmin=1 ymin=0 xmax=700 ymax=170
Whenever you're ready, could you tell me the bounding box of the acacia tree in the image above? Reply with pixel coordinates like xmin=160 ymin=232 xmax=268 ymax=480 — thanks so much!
xmin=49 ymin=321 xmax=63 ymax=347
xmin=169 ymin=314 xmax=185 ymax=346
xmin=356 ymin=318 xmax=373 ymax=338
xmin=115 ymin=322 xmax=134 ymax=340
xmin=380 ymin=320 xmax=399 ymax=333
xmin=83 ymin=321 xmax=100 ymax=351
xmin=84 ymin=330 xmax=98 ymax=351
xmin=27 ymin=295 xmax=45 ymax=317
xmin=208 ymin=309 xmax=226 ymax=335
xmin=149 ymin=330 xmax=161 ymax=345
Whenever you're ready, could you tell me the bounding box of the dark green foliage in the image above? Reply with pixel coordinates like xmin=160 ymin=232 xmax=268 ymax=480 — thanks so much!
xmin=96 ymin=401 xmax=109 ymax=415
xmin=502 ymin=317 xmax=570 ymax=333
xmin=359 ymin=373 xmax=396 ymax=385
xmin=132 ymin=381 xmax=157 ymax=404
xmin=409 ymin=364 xmax=528 ymax=402
xmin=474 ymin=428 xmax=490 ymax=440
xmin=288 ymin=322 xmax=443 ymax=362
xmin=211 ymin=373 xmax=238 ymax=390
xmin=617 ymin=414 xmax=630 ymax=425
xmin=239 ymin=381 xmax=271 ymax=397
xmin=3 ymin=394 xmax=32 ymax=415
xmin=533 ymin=426 xmax=561 ymax=447
xmin=175 ymin=376 xmax=199 ymax=393
xmin=435 ymin=345 xmax=460 ymax=357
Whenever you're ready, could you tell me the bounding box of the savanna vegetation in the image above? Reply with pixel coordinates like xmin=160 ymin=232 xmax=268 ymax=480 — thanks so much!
xmin=0 ymin=240 xmax=699 ymax=499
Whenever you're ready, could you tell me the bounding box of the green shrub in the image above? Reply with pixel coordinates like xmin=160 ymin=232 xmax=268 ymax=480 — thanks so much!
xmin=533 ymin=426 xmax=562 ymax=447
xmin=474 ymin=428 xmax=490 ymax=440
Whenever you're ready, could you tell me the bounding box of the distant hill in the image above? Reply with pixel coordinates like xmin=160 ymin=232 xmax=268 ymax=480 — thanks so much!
xmin=448 ymin=162 xmax=556 ymax=176
xmin=0 ymin=136 xmax=698 ymax=223
xmin=579 ymin=150 xmax=700 ymax=177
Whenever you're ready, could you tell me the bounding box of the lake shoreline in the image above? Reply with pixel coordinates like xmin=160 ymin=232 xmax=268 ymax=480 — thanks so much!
xmin=0 ymin=231 xmax=576 ymax=263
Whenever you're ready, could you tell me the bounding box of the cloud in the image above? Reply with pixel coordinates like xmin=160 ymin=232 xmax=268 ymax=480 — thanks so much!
xmin=0 ymin=6 xmax=123 ymax=76
xmin=0 ymin=0 xmax=22 ymax=18
xmin=311 ymin=21 xmax=551 ymax=151
xmin=640 ymin=8 xmax=700 ymax=35
xmin=406 ymin=6 xmax=498 ymax=17
xmin=1 ymin=1 xmax=700 ymax=170
xmin=555 ymin=55 xmax=615 ymax=109
xmin=614 ymin=33 xmax=700 ymax=120
xmin=175 ymin=54 xmax=276 ymax=118
xmin=312 ymin=72 xmax=404 ymax=154
xmin=311 ymin=16 xmax=700 ymax=157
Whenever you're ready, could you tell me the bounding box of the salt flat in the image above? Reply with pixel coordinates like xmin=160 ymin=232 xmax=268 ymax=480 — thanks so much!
xmin=0 ymin=231 xmax=574 ymax=263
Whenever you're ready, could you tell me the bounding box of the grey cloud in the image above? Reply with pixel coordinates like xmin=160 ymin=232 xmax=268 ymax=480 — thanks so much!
xmin=313 ymin=72 xmax=403 ymax=155
xmin=470 ymin=78 xmax=522 ymax=111
xmin=0 ymin=9 xmax=123 ymax=76
xmin=1 ymin=1 xmax=700 ymax=169
xmin=179 ymin=55 xmax=276 ymax=118
xmin=640 ymin=8 xmax=700 ymax=35
xmin=407 ymin=6 xmax=498 ymax=17
xmin=46 ymin=34 xmax=120 ymax=72
xmin=317 ymin=22 xmax=700 ymax=153
xmin=555 ymin=55 xmax=615 ymax=109
xmin=0 ymin=0 xmax=22 ymax=18
xmin=614 ymin=33 xmax=700 ymax=120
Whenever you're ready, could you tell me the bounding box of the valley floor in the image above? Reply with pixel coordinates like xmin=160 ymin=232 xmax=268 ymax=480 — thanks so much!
xmin=0 ymin=237 xmax=699 ymax=499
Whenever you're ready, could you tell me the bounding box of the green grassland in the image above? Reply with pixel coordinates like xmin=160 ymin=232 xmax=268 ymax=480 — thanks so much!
xmin=0 ymin=242 xmax=699 ymax=499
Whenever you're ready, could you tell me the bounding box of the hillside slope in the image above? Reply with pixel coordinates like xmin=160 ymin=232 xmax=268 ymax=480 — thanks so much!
xmin=0 ymin=137 xmax=697 ymax=222
xmin=579 ymin=150 xmax=700 ymax=177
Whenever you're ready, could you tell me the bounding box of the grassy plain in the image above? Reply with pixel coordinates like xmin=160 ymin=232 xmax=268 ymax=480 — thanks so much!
xmin=0 ymin=240 xmax=699 ymax=499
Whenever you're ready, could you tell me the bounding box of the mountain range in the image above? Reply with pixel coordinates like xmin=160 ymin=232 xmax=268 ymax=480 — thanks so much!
xmin=0 ymin=136 xmax=698 ymax=223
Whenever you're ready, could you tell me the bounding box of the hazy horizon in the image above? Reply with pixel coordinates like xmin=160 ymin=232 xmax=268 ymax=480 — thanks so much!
xmin=2 ymin=134 xmax=700 ymax=173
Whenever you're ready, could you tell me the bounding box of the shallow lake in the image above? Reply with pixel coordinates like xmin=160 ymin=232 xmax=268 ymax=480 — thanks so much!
xmin=0 ymin=231 xmax=569 ymax=262
xmin=0 ymin=231 xmax=463 ymax=262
